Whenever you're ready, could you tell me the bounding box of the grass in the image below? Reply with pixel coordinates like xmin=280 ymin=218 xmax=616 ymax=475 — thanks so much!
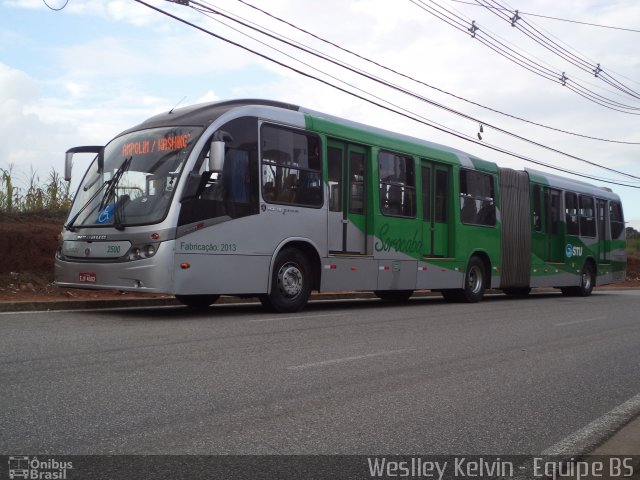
xmin=0 ymin=165 xmax=71 ymax=219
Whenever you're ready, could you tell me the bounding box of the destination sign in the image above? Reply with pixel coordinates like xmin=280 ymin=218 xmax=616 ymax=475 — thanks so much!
xmin=121 ymin=132 xmax=192 ymax=157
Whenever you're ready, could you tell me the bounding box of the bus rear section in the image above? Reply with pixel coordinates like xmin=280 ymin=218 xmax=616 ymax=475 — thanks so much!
xmin=499 ymin=167 xmax=626 ymax=296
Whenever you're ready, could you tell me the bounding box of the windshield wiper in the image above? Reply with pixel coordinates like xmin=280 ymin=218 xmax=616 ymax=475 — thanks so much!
xmin=65 ymin=156 xmax=132 ymax=232
xmin=98 ymin=156 xmax=132 ymax=231
xmin=100 ymin=156 xmax=132 ymax=210
xmin=64 ymin=179 xmax=110 ymax=232
xmin=112 ymin=194 xmax=129 ymax=231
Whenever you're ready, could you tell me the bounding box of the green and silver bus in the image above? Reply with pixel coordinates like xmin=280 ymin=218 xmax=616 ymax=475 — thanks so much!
xmin=55 ymin=99 xmax=627 ymax=312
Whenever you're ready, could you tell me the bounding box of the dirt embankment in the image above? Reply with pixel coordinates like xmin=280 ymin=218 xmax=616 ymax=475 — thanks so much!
xmin=0 ymin=215 xmax=168 ymax=302
xmin=1 ymin=216 xmax=639 ymax=302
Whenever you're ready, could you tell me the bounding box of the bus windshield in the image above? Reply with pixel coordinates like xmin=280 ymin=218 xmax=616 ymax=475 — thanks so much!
xmin=66 ymin=126 xmax=202 ymax=229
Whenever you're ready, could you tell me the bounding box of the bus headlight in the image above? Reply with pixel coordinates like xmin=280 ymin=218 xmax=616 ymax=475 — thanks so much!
xmin=127 ymin=243 xmax=159 ymax=261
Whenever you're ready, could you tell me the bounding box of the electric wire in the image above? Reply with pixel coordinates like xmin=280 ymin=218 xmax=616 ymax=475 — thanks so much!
xmin=450 ymin=0 xmax=640 ymax=33
xmin=188 ymin=3 xmax=478 ymax=141
xmin=451 ymin=0 xmax=640 ymax=89
xmin=191 ymin=0 xmax=640 ymax=180
xmin=42 ymin=0 xmax=69 ymax=11
xmin=441 ymin=0 xmax=640 ymax=102
xmin=476 ymin=0 xmax=640 ymax=101
xmin=139 ymin=0 xmax=640 ymax=188
xmin=414 ymin=0 xmax=640 ymax=113
xmin=235 ymin=0 xmax=640 ymax=145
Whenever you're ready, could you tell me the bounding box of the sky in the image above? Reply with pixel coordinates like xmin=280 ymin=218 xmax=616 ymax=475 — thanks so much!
xmin=1 ymin=0 xmax=639 ymax=229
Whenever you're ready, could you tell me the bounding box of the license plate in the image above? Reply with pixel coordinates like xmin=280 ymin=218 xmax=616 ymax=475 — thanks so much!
xmin=79 ymin=272 xmax=96 ymax=283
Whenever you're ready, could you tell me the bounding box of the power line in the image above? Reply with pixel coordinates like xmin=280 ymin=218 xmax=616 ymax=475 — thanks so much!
xmin=137 ymin=0 xmax=640 ymax=188
xmin=449 ymin=0 xmax=640 ymax=34
xmin=191 ymin=0 xmax=640 ymax=180
xmin=235 ymin=0 xmax=640 ymax=144
xmin=411 ymin=0 xmax=640 ymax=113
xmin=442 ymin=0 xmax=640 ymax=100
xmin=475 ymin=0 xmax=640 ymax=101
xmin=42 ymin=0 xmax=69 ymax=10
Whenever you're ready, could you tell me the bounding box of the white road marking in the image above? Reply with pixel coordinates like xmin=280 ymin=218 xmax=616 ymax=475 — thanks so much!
xmin=287 ymin=348 xmax=416 ymax=370
xmin=554 ymin=317 xmax=607 ymax=327
xmin=542 ymin=392 xmax=640 ymax=455
xmin=251 ymin=313 xmax=349 ymax=323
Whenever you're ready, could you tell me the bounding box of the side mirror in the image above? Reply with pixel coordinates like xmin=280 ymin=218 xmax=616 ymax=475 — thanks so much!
xmin=64 ymin=152 xmax=74 ymax=182
xmin=209 ymin=140 xmax=225 ymax=172
xmin=64 ymin=146 xmax=103 ymax=182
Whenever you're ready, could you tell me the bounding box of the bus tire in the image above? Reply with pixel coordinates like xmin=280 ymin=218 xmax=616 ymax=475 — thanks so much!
xmin=374 ymin=290 xmax=413 ymax=302
xmin=261 ymin=248 xmax=312 ymax=313
xmin=562 ymin=262 xmax=595 ymax=297
xmin=502 ymin=287 xmax=531 ymax=297
xmin=460 ymin=256 xmax=486 ymax=303
xmin=176 ymin=294 xmax=220 ymax=308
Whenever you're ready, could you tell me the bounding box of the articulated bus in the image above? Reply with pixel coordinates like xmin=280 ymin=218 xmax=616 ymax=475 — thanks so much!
xmin=55 ymin=99 xmax=627 ymax=312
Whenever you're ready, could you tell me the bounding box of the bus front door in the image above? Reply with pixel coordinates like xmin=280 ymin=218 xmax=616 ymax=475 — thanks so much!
xmin=327 ymin=140 xmax=368 ymax=254
xmin=421 ymin=161 xmax=450 ymax=257
xmin=597 ymin=198 xmax=609 ymax=262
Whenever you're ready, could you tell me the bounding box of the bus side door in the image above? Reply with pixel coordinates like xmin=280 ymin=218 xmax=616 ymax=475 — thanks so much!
xmin=544 ymin=187 xmax=564 ymax=263
xmin=327 ymin=139 xmax=368 ymax=254
xmin=420 ymin=160 xmax=450 ymax=257
xmin=596 ymin=198 xmax=609 ymax=262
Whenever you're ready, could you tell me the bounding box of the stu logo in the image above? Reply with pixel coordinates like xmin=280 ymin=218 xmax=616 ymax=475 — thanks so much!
xmin=565 ymin=243 xmax=583 ymax=258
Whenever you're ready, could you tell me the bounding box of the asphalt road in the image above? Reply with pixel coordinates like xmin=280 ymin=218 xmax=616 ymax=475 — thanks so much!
xmin=1 ymin=290 xmax=639 ymax=455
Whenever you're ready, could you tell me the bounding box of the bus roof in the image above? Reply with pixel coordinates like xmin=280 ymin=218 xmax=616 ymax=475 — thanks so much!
xmin=526 ymin=168 xmax=621 ymax=200
xmin=118 ymin=99 xmax=300 ymax=136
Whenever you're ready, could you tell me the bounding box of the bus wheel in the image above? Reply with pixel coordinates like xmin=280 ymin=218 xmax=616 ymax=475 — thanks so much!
xmin=374 ymin=290 xmax=413 ymax=302
xmin=261 ymin=248 xmax=312 ymax=313
xmin=562 ymin=262 xmax=595 ymax=297
xmin=175 ymin=294 xmax=220 ymax=308
xmin=502 ymin=287 xmax=531 ymax=297
xmin=461 ymin=256 xmax=486 ymax=303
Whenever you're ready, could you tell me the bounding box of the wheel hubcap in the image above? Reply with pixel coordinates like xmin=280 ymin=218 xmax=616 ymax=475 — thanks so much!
xmin=582 ymin=269 xmax=592 ymax=291
xmin=277 ymin=262 xmax=303 ymax=298
xmin=468 ymin=265 xmax=483 ymax=294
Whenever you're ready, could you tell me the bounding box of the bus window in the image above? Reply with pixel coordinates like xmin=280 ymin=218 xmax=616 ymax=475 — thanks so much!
xmin=349 ymin=151 xmax=365 ymax=214
xmin=565 ymin=192 xmax=579 ymax=235
xmin=178 ymin=117 xmax=258 ymax=226
xmin=579 ymin=195 xmax=596 ymax=237
xmin=421 ymin=166 xmax=431 ymax=221
xmin=378 ymin=151 xmax=416 ymax=217
xmin=459 ymin=169 xmax=495 ymax=226
xmin=434 ymin=169 xmax=449 ymax=223
xmin=610 ymin=201 xmax=625 ymax=239
xmin=261 ymin=124 xmax=322 ymax=207
xmin=328 ymin=147 xmax=342 ymax=212
xmin=546 ymin=188 xmax=560 ymax=235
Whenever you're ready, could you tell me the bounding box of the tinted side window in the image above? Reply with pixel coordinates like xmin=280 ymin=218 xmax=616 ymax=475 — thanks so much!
xmin=178 ymin=117 xmax=259 ymax=226
xmin=565 ymin=192 xmax=579 ymax=235
xmin=579 ymin=195 xmax=596 ymax=237
xmin=261 ymin=124 xmax=322 ymax=207
xmin=379 ymin=151 xmax=416 ymax=217
xmin=610 ymin=201 xmax=625 ymax=239
xmin=459 ymin=169 xmax=496 ymax=226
